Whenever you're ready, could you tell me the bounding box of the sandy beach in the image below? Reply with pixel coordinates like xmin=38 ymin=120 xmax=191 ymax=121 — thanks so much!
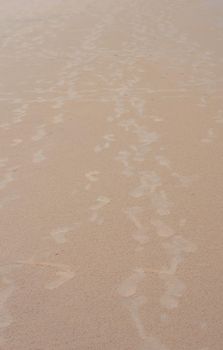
xmin=0 ymin=0 xmax=223 ymax=349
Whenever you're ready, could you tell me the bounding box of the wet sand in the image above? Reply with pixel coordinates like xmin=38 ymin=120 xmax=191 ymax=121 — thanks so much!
xmin=0 ymin=0 xmax=223 ymax=349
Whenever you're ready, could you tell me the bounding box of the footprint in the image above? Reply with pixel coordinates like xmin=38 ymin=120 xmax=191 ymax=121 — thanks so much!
xmin=0 ymin=167 xmax=18 ymax=190
xmin=14 ymin=259 xmax=75 ymax=291
xmin=150 ymin=190 xmax=172 ymax=216
xmin=160 ymin=275 xmax=185 ymax=310
xmin=164 ymin=235 xmax=197 ymax=255
xmin=151 ymin=219 xmax=174 ymax=237
xmin=0 ymin=267 xmax=15 ymax=336
xmin=0 ymin=278 xmax=14 ymax=329
xmin=116 ymin=150 xmax=135 ymax=177
xmin=150 ymin=115 xmax=164 ymax=122
xmin=50 ymin=226 xmax=76 ymax=244
xmin=53 ymin=114 xmax=64 ymax=124
xmin=172 ymin=173 xmax=198 ymax=187
xmin=45 ymin=270 xmax=75 ymax=290
xmin=85 ymin=171 xmax=100 ymax=190
xmin=216 ymin=110 xmax=223 ymax=124
xmin=133 ymin=230 xmax=150 ymax=244
xmin=155 ymin=155 xmax=171 ymax=168
xmin=90 ymin=196 xmax=111 ymax=210
xmin=11 ymin=139 xmax=23 ymax=147
xmin=118 ymin=269 xmax=145 ymax=297
xmin=0 ymin=122 xmax=10 ymax=130
xmin=31 ymin=126 xmax=46 ymax=141
xmin=89 ymin=211 xmax=104 ymax=225
xmin=0 ymin=159 xmax=8 ymax=168
xmin=130 ymin=172 xmax=161 ymax=198
xmin=124 ymin=207 xmax=149 ymax=244
xmin=0 ymin=194 xmax=19 ymax=209
xmin=94 ymin=134 xmax=115 ymax=152
xmin=85 ymin=171 xmax=99 ymax=182
xmin=33 ymin=150 xmax=46 ymax=163
xmin=201 ymin=128 xmax=215 ymax=143
xmin=126 ymin=295 xmax=168 ymax=350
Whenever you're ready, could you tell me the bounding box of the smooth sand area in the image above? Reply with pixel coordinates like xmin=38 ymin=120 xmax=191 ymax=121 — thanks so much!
xmin=0 ymin=1 xmax=223 ymax=349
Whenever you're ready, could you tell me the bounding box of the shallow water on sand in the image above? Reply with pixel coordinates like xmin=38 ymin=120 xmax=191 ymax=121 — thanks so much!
xmin=0 ymin=0 xmax=223 ymax=349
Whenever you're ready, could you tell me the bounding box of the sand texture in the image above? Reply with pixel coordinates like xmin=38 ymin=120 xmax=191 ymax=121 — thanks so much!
xmin=0 ymin=0 xmax=223 ymax=349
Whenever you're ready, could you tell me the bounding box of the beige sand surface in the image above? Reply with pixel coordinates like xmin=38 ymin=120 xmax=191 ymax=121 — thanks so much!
xmin=0 ymin=0 xmax=223 ymax=349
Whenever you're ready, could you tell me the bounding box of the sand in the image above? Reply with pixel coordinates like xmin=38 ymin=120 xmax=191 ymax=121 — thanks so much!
xmin=0 ymin=0 xmax=223 ymax=349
